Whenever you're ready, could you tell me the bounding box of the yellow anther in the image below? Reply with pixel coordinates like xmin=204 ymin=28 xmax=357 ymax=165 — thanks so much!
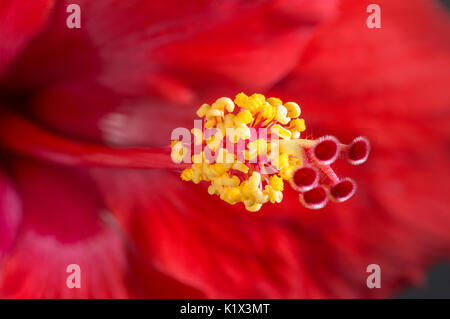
xmin=289 ymin=118 xmax=306 ymax=132
xmin=257 ymin=102 xmax=276 ymax=125
xmin=204 ymin=165 xmax=220 ymax=180
xmin=191 ymin=128 xmax=203 ymax=146
xmin=266 ymin=142 xmax=280 ymax=167
xmin=267 ymin=97 xmax=283 ymax=106
xmin=284 ymin=102 xmax=301 ymax=118
xmin=212 ymin=97 xmax=235 ymax=113
xmin=196 ymin=104 xmax=210 ymax=118
xmin=192 ymin=151 xmax=209 ymax=164
xmin=216 ymin=148 xmax=234 ymax=164
xmin=191 ymin=164 xmax=203 ymax=184
xmin=269 ymin=175 xmax=284 ymax=191
xmin=181 ymin=168 xmax=194 ymax=181
xmin=220 ymin=186 xmax=241 ymax=205
xmin=206 ymin=108 xmax=224 ymax=119
xmin=253 ymin=188 xmax=269 ymax=203
xmin=234 ymin=92 xmax=249 ymax=108
xmin=249 ymin=93 xmax=266 ymax=107
xmin=239 ymin=180 xmax=251 ymax=198
xmin=224 ymin=175 xmax=241 ymax=187
xmin=247 ymin=139 xmax=268 ymax=158
xmin=228 ymin=124 xmax=251 ymax=143
xmin=206 ymin=132 xmax=223 ymax=152
xmin=279 ymin=165 xmax=296 ymax=180
xmin=232 ymin=162 xmax=249 ymax=173
xmin=208 ymin=185 xmax=218 ymax=195
xmin=211 ymin=163 xmax=226 ymax=176
xmin=289 ymin=156 xmax=301 ymax=167
xmin=249 ymin=172 xmax=261 ymax=190
xmin=224 ymin=114 xmax=235 ymax=128
xmin=235 ymin=93 xmax=265 ymax=113
xmin=245 ymin=203 xmax=263 ymax=212
xmin=244 ymin=149 xmax=257 ymax=161
xmin=271 ymin=152 xmax=289 ymax=170
xmin=236 ymin=109 xmax=253 ymax=125
xmin=171 ymin=141 xmax=188 ymax=163
xmin=271 ymin=124 xmax=292 ymax=140
xmin=275 ymin=105 xmax=290 ymax=125
xmin=205 ymin=118 xmax=216 ymax=129
xmin=264 ymin=185 xmax=283 ymax=204
xmin=216 ymin=122 xmax=226 ymax=136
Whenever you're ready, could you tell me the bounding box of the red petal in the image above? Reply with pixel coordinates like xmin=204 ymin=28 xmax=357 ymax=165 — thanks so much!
xmin=0 ymin=160 xmax=202 ymax=298
xmin=265 ymin=0 xmax=450 ymax=295
xmin=93 ymin=0 xmax=450 ymax=298
xmin=0 ymin=170 xmax=22 ymax=259
xmin=2 ymin=0 xmax=449 ymax=299
xmin=95 ymin=170 xmax=303 ymax=298
xmin=0 ymin=0 xmax=55 ymax=77
xmin=2 ymin=0 xmax=337 ymax=145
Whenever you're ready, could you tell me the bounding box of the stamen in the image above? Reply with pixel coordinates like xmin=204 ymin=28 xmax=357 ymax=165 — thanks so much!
xmin=171 ymin=93 xmax=370 ymax=212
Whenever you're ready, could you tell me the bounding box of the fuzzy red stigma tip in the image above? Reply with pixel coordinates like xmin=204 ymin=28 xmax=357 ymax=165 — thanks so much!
xmin=330 ymin=177 xmax=357 ymax=203
xmin=300 ymin=186 xmax=329 ymax=210
xmin=290 ymin=166 xmax=319 ymax=192
xmin=347 ymin=136 xmax=370 ymax=165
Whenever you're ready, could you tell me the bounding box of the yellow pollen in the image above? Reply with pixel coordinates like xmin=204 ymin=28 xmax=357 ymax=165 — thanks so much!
xmin=205 ymin=118 xmax=216 ymax=129
xmin=181 ymin=168 xmax=194 ymax=181
xmin=275 ymin=105 xmax=290 ymax=125
xmin=264 ymin=185 xmax=283 ymax=204
xmin=255 ymin=102 xmax=275 ymax=125
xmin=271 ymin=124 xmax=292 ymax=140
xmin=269 ymin=175 xmax=284 ymax=191
xmin=232 ymin=162 xmax=249 ymax=173
xmin=191 ymin=128 xmax=203 ymax=146
xmin=171 ymin=141 xmax=188 ymax=163
xmin=212 ymin=97 xmax=235 ymax=113
xmin=172 ymin=93 xmax=311 ymax=212
xmin=267 ymin=97 xmax=283 ymax=106
xmin=247 ymin=139 xmax=268 ymax=158
xmin=236 ymin=109 xmax=254 ymax=125
xmin=289 ymin=118 xmax=306 ymax=132
xmin=284 ymin=102 xmax=301 ymax=118
xmin=196 ymin=104 xmax=210 ymax=118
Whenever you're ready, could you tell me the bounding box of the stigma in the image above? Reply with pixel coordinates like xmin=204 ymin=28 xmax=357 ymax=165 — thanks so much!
xmin=171 ymin=93 xmax=370 ymax=212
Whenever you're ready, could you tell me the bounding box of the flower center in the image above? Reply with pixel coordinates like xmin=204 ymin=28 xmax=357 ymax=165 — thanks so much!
xmin=171 ymin=93 xmax=370 ymax=212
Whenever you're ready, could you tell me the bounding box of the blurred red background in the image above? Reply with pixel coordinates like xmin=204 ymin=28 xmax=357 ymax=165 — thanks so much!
xmin=0 ymin=0 xmax=449 ymax=298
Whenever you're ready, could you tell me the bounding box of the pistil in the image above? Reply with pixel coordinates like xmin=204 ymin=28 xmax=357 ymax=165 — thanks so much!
xmin=171 ymin=93 xmax=370 ymax=212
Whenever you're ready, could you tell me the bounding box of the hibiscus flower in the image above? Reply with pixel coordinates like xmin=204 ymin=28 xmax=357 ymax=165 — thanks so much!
xmin=0 ymin=0 xmax=449 ymax=298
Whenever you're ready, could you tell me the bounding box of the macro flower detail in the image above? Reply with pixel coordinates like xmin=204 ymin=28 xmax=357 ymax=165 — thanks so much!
xmin=171 ymin=93 xmax=370 ymax=212
xmin=0 ymin=0 xmax=448 ymax=300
